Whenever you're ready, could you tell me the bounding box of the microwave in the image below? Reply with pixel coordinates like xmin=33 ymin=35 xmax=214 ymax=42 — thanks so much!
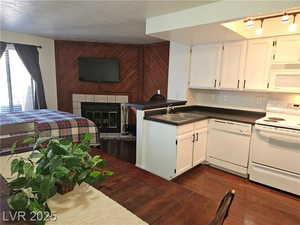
xmin=269 ymin=70 xmax=300 ymax=92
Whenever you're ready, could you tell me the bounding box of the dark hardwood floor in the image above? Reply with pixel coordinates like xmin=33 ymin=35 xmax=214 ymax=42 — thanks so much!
xmin=173 ymin=165 xmax=300 ymax=225
xmin=93 ymin=150 xmax=216 ymax=225
xmin=1 ymin=149 xmax=299 ymax=225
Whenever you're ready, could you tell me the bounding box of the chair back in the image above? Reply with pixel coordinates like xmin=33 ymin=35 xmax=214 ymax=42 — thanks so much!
xmin=0 ymin=121 xmax=36 ymax=156
xmin=209 ymin=190 xmax=235 ymax=225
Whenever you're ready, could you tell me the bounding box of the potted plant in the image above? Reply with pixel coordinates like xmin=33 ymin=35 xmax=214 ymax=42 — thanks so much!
xmin=5 ymin=134 xmax=112 ymax=225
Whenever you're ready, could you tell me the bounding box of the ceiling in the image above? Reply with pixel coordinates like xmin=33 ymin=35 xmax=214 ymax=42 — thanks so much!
xmin=0 ymin=0 xmax=217 ymax=44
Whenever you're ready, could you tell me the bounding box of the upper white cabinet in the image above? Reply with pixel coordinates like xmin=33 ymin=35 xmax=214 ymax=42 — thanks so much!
xmin=167 ymin=42 xmax=191 ymax=100
xmin=274 ymin=36 xmax=300 ymax=64
xmin=185 ymin=34 xmax=300 ymax=93
xmin=244 ymin=38 xmax=273 ymax=90
xmin=220 ymin=41 xmax=247 ymax=89
xmin=190 ymin=44 xmax=222 ymax=89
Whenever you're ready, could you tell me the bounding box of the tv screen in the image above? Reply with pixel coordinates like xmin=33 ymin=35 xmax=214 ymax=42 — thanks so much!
xmin=78 ymin=57 xmax=120 ymax=82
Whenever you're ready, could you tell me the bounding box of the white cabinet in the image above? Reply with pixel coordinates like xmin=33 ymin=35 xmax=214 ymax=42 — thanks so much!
xmin=220 ymin=41 xmax=247 ymax=89
xmin=190 ymin=44 xmax=222 ymax=89
xmin=176 ymin=129 xmax=194 ymax=175
xmin=144 ymin=119 xmax=208 ymax=180
xmin=244 ymin=38 xmax=273 ymax=90
xmin=274 ymin=36 xmax=300 ymax=64
xmin=193 ymin=122 xmax=208 ymax=166
xmin=176 ymin=120 xmax=208 ymax=175
xmin=187 ymin=35 xmax=300 ymax=93
xmin=168 ymin=42 xmax=191 ymax=100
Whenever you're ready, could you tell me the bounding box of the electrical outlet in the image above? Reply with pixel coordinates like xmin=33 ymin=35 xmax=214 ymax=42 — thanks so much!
xmin=256 ymin=96 xmax=265 ymax=106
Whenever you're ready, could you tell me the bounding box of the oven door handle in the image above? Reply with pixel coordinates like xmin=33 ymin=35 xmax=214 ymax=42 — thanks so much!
xmin=255 ymin=126 xmax=300 ymax=144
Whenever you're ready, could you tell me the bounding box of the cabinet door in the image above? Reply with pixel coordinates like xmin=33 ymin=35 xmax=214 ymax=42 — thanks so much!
xmin=220 ymin=41 xmax=247 ymax=89
xmin=274 ymin=36 xmax=300 ymax=63
xmin=176 ymin=131 xmax=194 ymax=176
xmin=244 ymin=38 xmax=273 ymax=90
xmin=168 ymin=42 xmax=191 ymax=100
xmin=190 ymin=44 xmax=222 ymax=89
xmin=193 ymin=127 xmax=208 ymax=166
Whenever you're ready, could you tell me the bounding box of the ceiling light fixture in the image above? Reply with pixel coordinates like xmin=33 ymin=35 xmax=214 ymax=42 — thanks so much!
xmin=288 ymin=14 xmax=298 ymax=32
xmin=243 ymin=10 xmax=300 ymax=30
xmin=281 ymin=12 xmax=289 ymax=23
xmin=255 ymin=19 xmax=264 ymax=35
xmin=245 ymin=18 xmax=254 ymax=27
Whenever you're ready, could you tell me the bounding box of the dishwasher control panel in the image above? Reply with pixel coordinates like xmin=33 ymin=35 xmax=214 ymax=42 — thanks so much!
xmin=210 ymin=119 xmax=252 ymax=136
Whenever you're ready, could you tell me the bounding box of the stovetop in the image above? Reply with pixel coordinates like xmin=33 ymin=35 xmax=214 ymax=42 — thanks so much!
xmin=255 ymin=101 xmax=300 ymax=130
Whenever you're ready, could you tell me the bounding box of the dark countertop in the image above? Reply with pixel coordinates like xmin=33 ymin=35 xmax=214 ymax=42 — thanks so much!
xmin=144 ymin=105 xmax=265 ymax=126
xmin=127 ymin=99 xmax=187 ymax=110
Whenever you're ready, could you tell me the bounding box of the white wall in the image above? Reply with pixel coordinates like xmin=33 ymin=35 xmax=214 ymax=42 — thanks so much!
xmin=0 ymin=30 xmax=57 ymax=110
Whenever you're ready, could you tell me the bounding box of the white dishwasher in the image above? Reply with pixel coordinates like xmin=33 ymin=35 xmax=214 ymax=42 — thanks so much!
xmin=207 ymin=119 xmax=252 ymax=177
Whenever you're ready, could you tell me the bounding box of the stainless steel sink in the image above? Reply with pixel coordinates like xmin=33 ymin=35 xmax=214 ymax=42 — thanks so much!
xmin=157 ymin=112 xmax=200 ymax=121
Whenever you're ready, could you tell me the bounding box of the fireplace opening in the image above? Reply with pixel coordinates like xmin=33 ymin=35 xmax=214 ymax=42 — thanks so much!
xmin=81 ymin=102 xmax=121 ymax=133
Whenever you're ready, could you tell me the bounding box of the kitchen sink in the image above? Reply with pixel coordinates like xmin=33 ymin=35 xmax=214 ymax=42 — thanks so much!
xmin=156 ymin=112 xmax=200 ymax=121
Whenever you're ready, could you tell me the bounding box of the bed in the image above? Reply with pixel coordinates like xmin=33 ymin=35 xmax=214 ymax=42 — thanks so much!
xmin=0 ymin=109 xmax=99 ymax=145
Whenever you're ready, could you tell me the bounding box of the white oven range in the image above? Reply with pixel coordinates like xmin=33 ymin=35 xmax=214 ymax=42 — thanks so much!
xmin=249 ymin=101 xmax=300 ymax=196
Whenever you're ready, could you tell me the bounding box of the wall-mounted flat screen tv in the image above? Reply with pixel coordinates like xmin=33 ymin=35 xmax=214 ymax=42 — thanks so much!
xmin=78 ymin=57 xmax=120 ymax=82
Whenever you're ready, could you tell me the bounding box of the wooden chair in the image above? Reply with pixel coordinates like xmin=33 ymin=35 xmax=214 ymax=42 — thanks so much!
xmin=209 ymin=190 xmax=236 ymax=225
xmin=0 ymin=121 xmax=36 ymax=156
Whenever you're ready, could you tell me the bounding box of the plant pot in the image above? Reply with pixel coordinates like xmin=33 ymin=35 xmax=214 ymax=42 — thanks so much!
xmin=56 ymin=183 xmax=75 ymax=195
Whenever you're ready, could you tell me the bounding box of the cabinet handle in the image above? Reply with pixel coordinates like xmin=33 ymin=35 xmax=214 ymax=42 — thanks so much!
xmin=237 ymin=80 xmax=240 ymax=88
xmin=214 ymin=79 xmax=217 ymax=88
xmin=243 ymin=80 xmax=246 ymax=89
xmin=192 ymin=134 xmax=195 ymax=143
xmin=196 ymin=133 xmax=199 ymax=141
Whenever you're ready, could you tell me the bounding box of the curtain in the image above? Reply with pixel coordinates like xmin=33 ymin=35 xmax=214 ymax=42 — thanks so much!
xmin=0 ymin=42 xmax=7 ymax=58
xmin=14 ymin=44 xmax=47 ymax=109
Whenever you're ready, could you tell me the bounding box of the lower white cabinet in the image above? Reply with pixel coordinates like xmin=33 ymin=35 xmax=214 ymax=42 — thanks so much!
xmin=176 ymin=129 xmax=194 ymax=175
xmin=144 ymin=120 xmax=208 ymax=180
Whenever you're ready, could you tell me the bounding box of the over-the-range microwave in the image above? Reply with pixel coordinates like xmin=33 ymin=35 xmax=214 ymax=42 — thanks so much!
xmin=269 ymin=70 xmax=300 ymax=91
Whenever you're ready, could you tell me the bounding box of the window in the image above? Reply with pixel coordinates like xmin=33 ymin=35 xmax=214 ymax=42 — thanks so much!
xmin=0 ymin=45 xmax=34 ymax=113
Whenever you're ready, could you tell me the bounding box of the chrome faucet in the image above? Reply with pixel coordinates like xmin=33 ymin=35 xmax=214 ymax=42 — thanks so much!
xmin=166 ymin=105 xmax=174 ymax=114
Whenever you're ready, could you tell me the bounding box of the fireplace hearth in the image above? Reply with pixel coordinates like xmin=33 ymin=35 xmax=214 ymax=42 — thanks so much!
xmin=81 ymin=102 xmax=121 ymax=133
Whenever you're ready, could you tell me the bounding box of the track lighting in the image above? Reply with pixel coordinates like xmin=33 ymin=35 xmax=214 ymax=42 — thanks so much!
xmin=244 ymin=10 xmax=299 ymax=34
xmin=255 ymin=20 xmax=264 ymax=35
xmin=281 ymin=13 xmax=289 ymax=24
xmin=245 ymin=18 xmax=254 ymax=27
xmin=288 ymin=14 xmax=298 ymax=32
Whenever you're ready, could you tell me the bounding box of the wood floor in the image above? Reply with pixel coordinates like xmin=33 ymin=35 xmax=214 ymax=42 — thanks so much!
xmin=95 ymin=149 xmax=300 ymax=225
xmin=173 ymin=165 xmax=300 ymax=225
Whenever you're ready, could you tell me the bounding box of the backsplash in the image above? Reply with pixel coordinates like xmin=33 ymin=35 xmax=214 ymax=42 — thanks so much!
xmin=188 ymin=89 xmax=300 ymax=112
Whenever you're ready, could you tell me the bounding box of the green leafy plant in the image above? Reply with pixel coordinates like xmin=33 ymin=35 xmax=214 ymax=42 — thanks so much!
xmin=6 ymin=134 xmax=112 ymax=225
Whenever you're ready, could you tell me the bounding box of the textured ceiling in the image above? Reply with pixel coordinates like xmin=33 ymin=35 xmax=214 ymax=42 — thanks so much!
xmin=0 ymin=0 xmax=217 ymax=44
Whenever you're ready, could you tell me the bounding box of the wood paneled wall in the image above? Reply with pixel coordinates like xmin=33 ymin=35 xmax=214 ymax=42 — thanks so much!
xmin=143 ymin=42 xmax=169 ymax=102
xmin=55 ymin=40 xmax=169 ymax=112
